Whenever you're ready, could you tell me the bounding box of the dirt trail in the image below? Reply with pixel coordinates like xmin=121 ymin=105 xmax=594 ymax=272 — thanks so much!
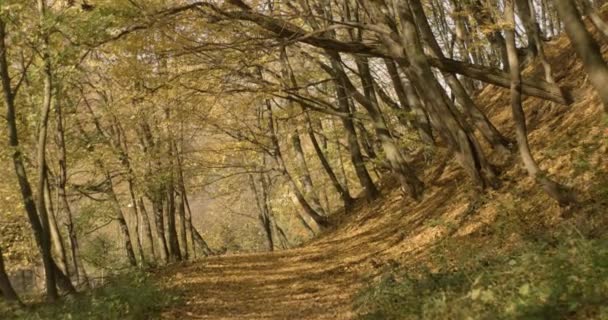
xmin=159 ymin=248 xmax=362 ymax=320
xmin=158 ymin=178 xmax=474 ymax=320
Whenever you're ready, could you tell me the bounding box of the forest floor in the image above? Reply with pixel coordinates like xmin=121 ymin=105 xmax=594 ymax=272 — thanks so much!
xmin=157 ymin=22 xmax=608 ymax=320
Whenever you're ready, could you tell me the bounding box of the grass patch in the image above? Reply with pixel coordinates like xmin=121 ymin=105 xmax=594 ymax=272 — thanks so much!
xmin=1 ymin=271 xmax=178 ymax=320
xmin=354 ymin=232 xmax=608 ymax=320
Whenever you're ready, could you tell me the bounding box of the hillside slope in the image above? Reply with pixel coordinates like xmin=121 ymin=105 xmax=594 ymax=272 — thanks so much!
xmin=158 ymin=26 xmax=608 ymax=320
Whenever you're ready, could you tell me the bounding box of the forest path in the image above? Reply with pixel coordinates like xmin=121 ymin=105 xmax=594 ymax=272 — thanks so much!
xmin=157 ymin=178 xmax=465 ymax=320
xmin=158 ymin=248 xmax=363 ymax=320
xmin=157 ymin=182 xmax=425 ymax=320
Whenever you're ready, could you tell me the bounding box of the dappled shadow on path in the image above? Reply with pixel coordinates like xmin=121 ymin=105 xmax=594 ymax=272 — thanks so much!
xmin=158 ymin=169 xmax=488 ymax=320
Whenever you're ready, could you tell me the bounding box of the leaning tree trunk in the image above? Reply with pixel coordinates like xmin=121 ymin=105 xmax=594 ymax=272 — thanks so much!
xmin=330 ymin=54 xmax=424 ymax=200
xmin=383 ymin=59 xmax=434 ymax=144
xmin=410 ymin=0 xmax=512 ymax=154
xmin=504 ymin=0 xmax=576 ymax=206
xmin=291 ymin=128 xmax=327 ymax=216
xmin=182 ymin=191 xmax=213 ymax=257
xmin=304 ymin=111 xmax=354 ymax=209
xmin=265 ymin=99 xmax=329 ymax=228
xmin=330 ymin=59 xmax=380 ymax=200
xmin=389 ymin=0 xmax=500 ymax=189
xmin=555 ymin=0 xmax=608 ymax=112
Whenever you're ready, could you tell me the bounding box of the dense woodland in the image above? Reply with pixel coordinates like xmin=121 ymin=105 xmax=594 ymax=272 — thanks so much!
xmin=0 ymin=0 xmax=607 ymax=317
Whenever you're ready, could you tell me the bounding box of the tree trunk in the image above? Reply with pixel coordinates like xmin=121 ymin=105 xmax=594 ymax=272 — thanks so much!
xmin=291 ymin=128 xmax=327 ymax=215
xmin=54 ymin=94 xmax=85 ymax=286
xmin=305 ymin=112 xmax=354 ymax=209
xmin=410 ymin=0 xmax=512 ymax=154
xmin=165 ymin=184 xmax=181 ymax=262
xmin=265 ymin=99 xmax=329 ymax=228
xmin=250 ymin=174 xmax=274 ymax=251
xmin=176 ymin=192 xmax=189 ymax=260
xmin=127 ymin=181 xmax=146 ymax=266
xmin=137 ymin=198 xmax=157 ymax=261
xmin=582 ymin=0 xmax=608 ymax=39
xmin=394 ymin=0 xmax=499 ymax=189
xmin=504 ymin=0 xmax=576 ymax=206
xmin=325 ymin=54 xmax=424 ymax=200
xmin=35 ymin=0 xmax=59 ymax=300
xmin=150 ymin=194 xmax=170 ymax=263
xmin=182 ymin=191 xmax=213 ymax=257
xmin=105 ymin=171 xmax=138 ymax=267
xmin=330 ymin=60 xmax=380 ymax=200
xmin=44 ymin=178 xmax=69 ymax=278
xmin=555 ymin=0 xmax=608 ymax=112
xmin=384 ymin=59 xmax=434 ymax=144
xmin=0 ymin=18 xmax=74 ymax=298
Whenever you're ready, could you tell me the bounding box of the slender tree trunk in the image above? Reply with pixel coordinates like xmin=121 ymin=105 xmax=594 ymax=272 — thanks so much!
xmin=127 ymin=181 xmax=145 ymax=266
xmin=410 ymin=0 xmax=512 ymax=153
xmin=137 ymin=198 xmax=157 ymax=261
xmin=250 ymin=174 xmax=274 ymax=251
xmin=176 ymin=192 xmax=189 ymax=260
xmin=105 ymin=171 xmax=138 ymax=267
xmin=504 ymin=0 xmax=576 ymax=206
xmin=384 ymin=59 xmax=434 ymax=144
xmin=324 ymin=54 xmax=424 ymax=199
xmin=291 ymin=128 xmax=327 ymax=215
xmin=165 ymin=183 xmax=181 ymax=262
xmin=555 ymin=0 xmax=608 ymax=112
xmin=330 ymin=59 xmax=380 ymax=200
xmin=393 ymin=0 xmax=500 ymax=189
xmin=44 ymin=177 xmax=69 ymax=277
xmin=182 ymin=187 xmax=213 ymax=256
xmin=305 ymin=112 xmax=354 ymax=209
xmin=54 ymin=95 xmax=84 ymax=285
xmin=265 ymin=100 xmax=328 ymax=228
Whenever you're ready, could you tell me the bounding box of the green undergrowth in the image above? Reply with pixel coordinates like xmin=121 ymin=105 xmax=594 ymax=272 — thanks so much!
xmin=1 ymin=271 xmax=178 ymax=320
xmin=355 ymin=226 xmax=608 ymax=320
